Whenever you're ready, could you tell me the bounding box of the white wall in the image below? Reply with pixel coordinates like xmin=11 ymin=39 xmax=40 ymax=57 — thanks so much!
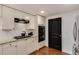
xmin=45 ymin=10 xmax=79 ymax=54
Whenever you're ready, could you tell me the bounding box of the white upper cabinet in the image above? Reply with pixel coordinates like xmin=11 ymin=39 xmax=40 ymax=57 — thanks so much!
xmin=0 ymin=5 xmax=2 ymax=17
xmin=0 ymin=5 xmax=2 ymax=30
xmin=2 ymin=6 xmax=15 ymax=31
xmin=14 ymin=10 xmax=23 ymax=19
xmin=27 ymin=14 xmax=35 ymax=29
xmin=37 ymin=15 xmax=45 ymax=26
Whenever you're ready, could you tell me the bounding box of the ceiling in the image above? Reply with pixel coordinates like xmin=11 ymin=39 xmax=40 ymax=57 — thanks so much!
xmin=5 ymin=4 xmax=79 ymax=17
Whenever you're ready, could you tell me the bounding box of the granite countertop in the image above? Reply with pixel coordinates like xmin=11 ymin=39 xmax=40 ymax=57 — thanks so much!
xmin=0 ymin=35 xmax=37 ymax=45
xmin=14 ymin=35 xmax=37 ymax=39
xmin=14 ymin=35 xmax=31 ymax=39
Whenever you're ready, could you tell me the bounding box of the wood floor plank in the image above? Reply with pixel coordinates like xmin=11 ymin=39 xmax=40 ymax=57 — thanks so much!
xmin=32 ymin=47 xmax=70 ymax=55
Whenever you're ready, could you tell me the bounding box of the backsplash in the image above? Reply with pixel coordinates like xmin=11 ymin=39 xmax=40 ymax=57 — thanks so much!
xmin=0 ymin=22 xmax=35 ymax=40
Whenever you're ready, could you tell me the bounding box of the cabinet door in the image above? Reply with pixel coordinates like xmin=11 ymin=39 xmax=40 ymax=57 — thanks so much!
xmin=0 ymin=5 xmax=2 ymax=17
xmin=14 ymin=10 xmax=23 ymax=19
xmin=3 ymin=42 xmax=17 ymax=55
xmin=27 ymin=15 xmax=35 ymax=29
xmin=27 ymin=38 xmax=37 ymax=54
xmin=0 ymin=45 xmax=2 ymax=55
xmin=17 ymin=39 xmax=28 ymax=55
xmin=37 ymin=15 xmax=45 ymax=25
xmin=2 ymin=6 xmax=15 ymax=30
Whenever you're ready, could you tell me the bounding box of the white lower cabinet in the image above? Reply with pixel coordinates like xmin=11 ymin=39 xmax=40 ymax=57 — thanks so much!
xmin=0 ymin=45 xmax=2 ymax=55
xmin=0 ymin=38 xmax=37 ymax=55
xmin=16 ymin=39 xmax=28 ymax=55
xmin=2 ymin=42 xmax=17 ymax=55
xmin=27 ymin=38 xmax=37 ymax=54
xmin=17 ymin=38 xmax=37 ymax=55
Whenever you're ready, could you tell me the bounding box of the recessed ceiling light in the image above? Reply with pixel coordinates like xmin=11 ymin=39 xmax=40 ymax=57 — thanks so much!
xmin=40 ymin=11 xmax=45 ymax=14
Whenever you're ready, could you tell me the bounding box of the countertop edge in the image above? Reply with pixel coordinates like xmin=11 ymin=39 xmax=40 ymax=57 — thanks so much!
xmin=0 ymin=36 xmax=37 ymax=45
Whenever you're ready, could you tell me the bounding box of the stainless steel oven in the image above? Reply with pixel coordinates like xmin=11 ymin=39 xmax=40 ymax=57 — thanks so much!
xmin=38 ymin=26 xmax=45 ymax=42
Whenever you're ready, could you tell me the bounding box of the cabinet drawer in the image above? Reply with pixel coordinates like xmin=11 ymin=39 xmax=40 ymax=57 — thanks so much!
xmin=16 ymin=39 xmax=28 ymax=55
xmin=27 ymin=38 xmax=37 ymax=54
xmin=0 ymin=45 xmax=2 ymax=55
xmin=2 ymin=42 xmax=16 ymax=49
xmin=2 ymin=42 xmax=17 ymax=55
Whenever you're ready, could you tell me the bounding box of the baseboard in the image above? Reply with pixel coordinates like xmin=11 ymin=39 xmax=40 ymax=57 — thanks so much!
xmin=62 ymin=50 xmax=71 ymax=55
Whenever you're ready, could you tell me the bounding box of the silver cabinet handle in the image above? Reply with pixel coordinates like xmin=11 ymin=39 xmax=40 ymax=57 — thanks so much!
xmin=73 ymin=22 xmax=77 ymax=42
xmin=9 ymin=44 xmax=12 ymax=46
xmin=15 ymin=45 xmax=17 ymax=47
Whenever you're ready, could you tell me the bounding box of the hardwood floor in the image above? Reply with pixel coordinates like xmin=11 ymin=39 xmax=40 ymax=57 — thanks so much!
xmin=32 ymin=47 xmax=69 ymax=55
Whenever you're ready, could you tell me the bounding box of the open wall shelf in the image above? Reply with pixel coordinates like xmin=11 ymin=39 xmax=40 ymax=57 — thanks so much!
xmin=14 ymin=18 xmax=29 ymax=24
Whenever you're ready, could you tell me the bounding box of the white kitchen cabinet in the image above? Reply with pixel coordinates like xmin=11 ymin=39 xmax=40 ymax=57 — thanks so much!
xmin=0 ymin=38 xmax=37 ymax=55
xmin=27 ymin=38 xmax=37 ymax=54
xmin=16 ymin=39 xmax=29 ymax=55
xmin=22 ymin=13 xmax=35 ymax=29
xmin=14 ymin=10 xmax=23 ymax=19
xmin=37 ymin=15 xmax=45 ymax=26
xmin=3 ymin=42 xmax=17 ymax=55
xmin=38 ymin=41 xmax=45 ymax=49
xmin=2 ymin=6 xmax=15 ymax=31
xmin=0 ymin=5 xmax=2 ymax=17
xmin=17 ymin=38 xmax=37 ymax=55
xmin=0 ymin=45 xmax=2 ymax=55
xmin=27 ymin=15 xmax=35 ymax=29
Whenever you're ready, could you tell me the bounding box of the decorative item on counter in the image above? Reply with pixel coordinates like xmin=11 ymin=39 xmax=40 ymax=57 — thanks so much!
xmin=21 ymin=31 xmax=26 ymax=37
xmin=28 ymin=32 xmax=33 ymax=36
xmin=14 ymin=31 xmax=33 ymax=40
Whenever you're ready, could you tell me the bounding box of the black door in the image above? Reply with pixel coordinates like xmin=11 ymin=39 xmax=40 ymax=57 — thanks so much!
xmin=48 ymin=17 xmax=62 ymax=51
